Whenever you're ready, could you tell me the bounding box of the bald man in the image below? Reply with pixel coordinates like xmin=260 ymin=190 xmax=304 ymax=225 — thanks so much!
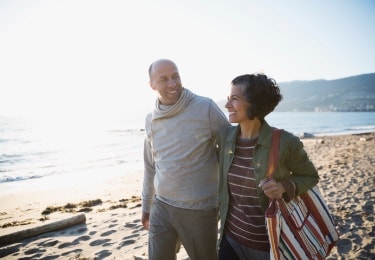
xmin=142 ymin=59 xmax=229 ymax=259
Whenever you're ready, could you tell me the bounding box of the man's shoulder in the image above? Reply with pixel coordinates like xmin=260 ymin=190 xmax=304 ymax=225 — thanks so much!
xmin=190 ymin=93 xmax=216 ymax=106
xmin=145 ymin=112 xmax=152 ymax=122
xmin=184 ymin=88 xmax=216 ymax=105
xmin=144 ymin=112 xmax=153 ymax=131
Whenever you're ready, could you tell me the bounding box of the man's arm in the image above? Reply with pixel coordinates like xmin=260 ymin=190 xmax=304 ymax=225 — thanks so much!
xmin=142 ymin=137 xmax=155 ymax=229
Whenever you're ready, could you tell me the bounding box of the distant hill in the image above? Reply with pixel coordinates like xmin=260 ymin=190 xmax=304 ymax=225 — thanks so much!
xmin=217 ymin=73 xmax=375 ymax=112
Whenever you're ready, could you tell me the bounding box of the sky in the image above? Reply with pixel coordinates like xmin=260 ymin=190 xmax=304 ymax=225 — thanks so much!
xmin=0 ymin=0 xmax=374 ymax=120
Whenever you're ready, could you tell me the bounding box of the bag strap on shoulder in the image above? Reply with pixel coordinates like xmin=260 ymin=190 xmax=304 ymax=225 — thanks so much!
xmin=266 ymin=129 xmax=282 ymax=180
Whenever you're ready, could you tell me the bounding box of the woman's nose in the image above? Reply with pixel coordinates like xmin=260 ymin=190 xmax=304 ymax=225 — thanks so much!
xmin=225 ymin=99 xmax=231 ymax=108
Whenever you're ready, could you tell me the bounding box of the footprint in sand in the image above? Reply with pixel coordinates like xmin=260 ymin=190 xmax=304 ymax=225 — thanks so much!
xmin=116 ymin=234 xmax=139 ymax=250
xmin=350 ymin=233 xmax=363 ymax=246
xmin=123 ymin=234 xmax=139 ymax=240
xmin=132 ymin=227 xmax=145 ymax=234
xmin=109 ymin=223 xmax=118 ymax=228
xmin=73 ymin=235 xmax=91 ymax=243
xmin=95 ymin=249 xmax=112 ymax=258
xmin=89 ymin=238 xmax=111 ymax=246
xmin=74 ymin=227 xmax=88 ymax=234
xmin=57 ymin=235 xmax=89 ymax=249
xmin=37 ymin=238 xmax=59 ymax=247
xmin=0 ymin=244 xmax=21 ymax=257
xmin=60 ymin=248 xmax=83 ymax=257
xmin=118 ymin=239 xmax=136 ymax=248
xmin=337 ymin=238 xmax=352 ymax=254
xmin=24 ymin=247 xmax=46 ymax=255
xmin=124 ymin=219 xmax=145 ymax=233
xmin=125 ymin=222 xmax=138 ymax=228
xmin=24 ymin=253 xmax=44 ymax=259
xmin=58 ymin=241 xmax=76 ymax=249
xmin=101 ymin=230 xmax=116 ymax=237
xmin=126 ymin=219 xmax=142 ymax=227
xmin=43 ymin=253 xmax=60 ymax=259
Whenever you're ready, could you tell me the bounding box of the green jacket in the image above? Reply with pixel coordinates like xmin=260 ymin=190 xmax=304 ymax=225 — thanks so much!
xmin=217 ymin=121 xmax=319 ymax=243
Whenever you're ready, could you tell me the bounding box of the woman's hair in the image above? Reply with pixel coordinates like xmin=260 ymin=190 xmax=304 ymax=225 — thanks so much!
xmin=231 ymin=74 xmax=282 ymax=121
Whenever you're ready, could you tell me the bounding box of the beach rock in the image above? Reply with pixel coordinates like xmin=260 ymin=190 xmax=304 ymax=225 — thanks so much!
xmin=299 ymin=132 xmax=314 ymax=138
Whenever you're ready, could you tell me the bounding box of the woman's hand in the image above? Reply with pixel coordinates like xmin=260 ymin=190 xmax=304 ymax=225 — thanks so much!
xmin=260 ymin=179 xmax=286 ymax=199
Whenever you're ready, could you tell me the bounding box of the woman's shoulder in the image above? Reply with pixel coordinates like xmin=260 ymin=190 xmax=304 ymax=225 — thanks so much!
xmin=279 ymin=129 xmax=296 ymax=139
xmin=279 ymin=128 xmax=304 ymax=148
xmin=279 ymin=128 xmax=300 ymax=140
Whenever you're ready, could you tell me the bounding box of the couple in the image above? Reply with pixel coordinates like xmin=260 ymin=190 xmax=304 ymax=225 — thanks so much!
xmin=141 ymin=59 xmax=319 ymax=260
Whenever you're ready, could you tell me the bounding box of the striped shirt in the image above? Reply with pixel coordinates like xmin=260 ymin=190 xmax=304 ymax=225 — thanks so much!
xmin=224 ymin=136 xmax=270 ymax=251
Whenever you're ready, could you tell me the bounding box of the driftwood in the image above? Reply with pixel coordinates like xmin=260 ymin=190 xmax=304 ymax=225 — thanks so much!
xmin=0 ymin=213 xmax=86 ymax=247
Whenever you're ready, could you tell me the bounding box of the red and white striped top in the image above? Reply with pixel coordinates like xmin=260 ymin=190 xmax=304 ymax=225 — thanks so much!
xmin=224 ymin=136 xmax=270 ymax=251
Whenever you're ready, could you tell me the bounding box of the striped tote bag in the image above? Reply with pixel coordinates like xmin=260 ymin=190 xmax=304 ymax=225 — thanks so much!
xmin=265 ymin=129 xmax=339 ymax=259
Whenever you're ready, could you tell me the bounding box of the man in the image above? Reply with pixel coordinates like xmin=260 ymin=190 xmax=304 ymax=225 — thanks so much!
xmin=142 ymin=59 xmax=229 ymax=259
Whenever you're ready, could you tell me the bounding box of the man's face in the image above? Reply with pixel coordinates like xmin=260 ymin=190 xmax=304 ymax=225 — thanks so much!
xmin=149 ymin=60 xmax=183 ymax=105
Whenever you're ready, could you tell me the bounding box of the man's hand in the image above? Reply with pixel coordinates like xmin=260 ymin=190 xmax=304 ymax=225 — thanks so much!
xmin=142 ymin=213 xmax=150 ymax=230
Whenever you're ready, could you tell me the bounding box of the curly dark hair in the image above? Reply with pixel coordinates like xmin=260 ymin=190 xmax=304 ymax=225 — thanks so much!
xmin=231 ymin=74 xmax=283 ymax=121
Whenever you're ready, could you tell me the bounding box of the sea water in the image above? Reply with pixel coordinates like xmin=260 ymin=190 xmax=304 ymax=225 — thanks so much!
xmin=0 ymin=112 xmax=374 ymax=184
xmin=266 ymin=112 xmax=375 ymax=136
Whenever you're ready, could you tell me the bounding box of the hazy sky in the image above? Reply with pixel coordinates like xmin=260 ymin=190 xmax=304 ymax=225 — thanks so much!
xmin=1 ymin=0 xmax=374 ymax=119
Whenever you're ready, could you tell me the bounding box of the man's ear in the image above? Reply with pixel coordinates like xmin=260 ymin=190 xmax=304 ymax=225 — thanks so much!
xmin=149 ymin=80 xmax=156 ymax=90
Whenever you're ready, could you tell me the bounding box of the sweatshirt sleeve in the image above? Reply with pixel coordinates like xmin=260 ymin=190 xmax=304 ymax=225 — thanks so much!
xmin=208 ymin=100 xmax=230 ymax=135
xmin=142 ymin=137 xmax=155 ymax=213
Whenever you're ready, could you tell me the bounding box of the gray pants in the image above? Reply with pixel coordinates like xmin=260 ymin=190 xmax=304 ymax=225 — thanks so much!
xmin=149 ymin=197 xmax=218 ymax=260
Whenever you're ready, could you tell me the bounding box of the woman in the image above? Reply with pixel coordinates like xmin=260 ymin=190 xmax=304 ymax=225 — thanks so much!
xmin=217 ymin=74 xmax=319 ymax=259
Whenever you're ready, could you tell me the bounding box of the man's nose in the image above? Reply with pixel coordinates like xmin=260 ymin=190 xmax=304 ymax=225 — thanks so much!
xmin=167 ymin=78 xmax=177 ymax=87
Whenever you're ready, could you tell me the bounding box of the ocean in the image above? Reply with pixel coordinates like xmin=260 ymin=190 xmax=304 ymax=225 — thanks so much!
xmin=1 ymin=112 xmax=374 ymax=185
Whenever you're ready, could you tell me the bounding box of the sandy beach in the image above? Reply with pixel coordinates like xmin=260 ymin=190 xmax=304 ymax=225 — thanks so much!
xmin=0 ymin=132 xmax=374 ymax=259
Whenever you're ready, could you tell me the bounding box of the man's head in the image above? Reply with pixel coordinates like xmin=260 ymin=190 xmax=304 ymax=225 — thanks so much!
xmin=148 ymin=59 xmax=183 ymax=105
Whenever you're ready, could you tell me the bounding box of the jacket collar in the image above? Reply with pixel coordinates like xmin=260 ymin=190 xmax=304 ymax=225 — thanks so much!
xmin=226 ymin=120 xmax=275 ymax=148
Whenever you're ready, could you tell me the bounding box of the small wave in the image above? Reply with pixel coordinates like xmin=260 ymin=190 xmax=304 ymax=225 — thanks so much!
xmin=0 ymin=154 xmax=24 ymax=165
xmin=108 ymin=129 xmax=145 ymax=134
xmin=350 ymin=125 xmax=375 ymax=131
xmin=0 ymin=174 xmax=43 ymax=183
xmin=313 ymin=127 xmax=375 ymax=136
xmin=0 ymin=153 xmax=23 ymax=158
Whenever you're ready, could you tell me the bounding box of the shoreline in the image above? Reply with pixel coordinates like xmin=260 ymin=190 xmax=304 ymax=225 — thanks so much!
xmin=1 ymin=132 xmax=374 ymax=259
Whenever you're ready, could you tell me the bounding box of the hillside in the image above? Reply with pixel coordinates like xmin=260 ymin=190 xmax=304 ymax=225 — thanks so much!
xmin=276 ymin=73 xmax=375 ymax=112
xmin=218 ymin=73 xmax=375 ymax=112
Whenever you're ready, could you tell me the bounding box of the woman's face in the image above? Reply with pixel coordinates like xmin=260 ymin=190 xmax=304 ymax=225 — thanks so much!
xmin=225 ymin=84 xmax=251 ymax=124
